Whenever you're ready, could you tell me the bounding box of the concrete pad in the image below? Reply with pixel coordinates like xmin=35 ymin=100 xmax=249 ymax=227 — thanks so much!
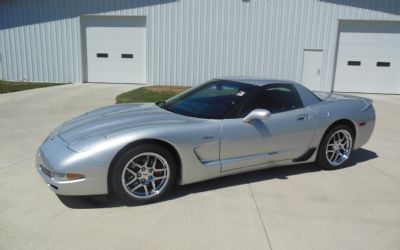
xmin=0 ymin=83 xmax=135 ymax=168
xmin=0 ymin=86 xmax=399 ymax=250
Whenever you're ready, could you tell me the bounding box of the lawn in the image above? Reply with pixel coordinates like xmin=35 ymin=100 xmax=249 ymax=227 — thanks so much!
xmin=0 ymin=81 xmax=63 ymax=94
xmin=116 ymin=86 xmax=188 ymax=103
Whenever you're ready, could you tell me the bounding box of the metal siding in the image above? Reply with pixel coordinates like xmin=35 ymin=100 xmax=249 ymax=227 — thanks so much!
xmin=0 ymin=0 xmax=399 ymax=90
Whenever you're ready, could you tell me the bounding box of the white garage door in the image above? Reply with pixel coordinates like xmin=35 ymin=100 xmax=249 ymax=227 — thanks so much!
xmin=334 ymin=21 xmax=400 ymax=94
xmin=83 ymin=16 xmax=146 ymax=84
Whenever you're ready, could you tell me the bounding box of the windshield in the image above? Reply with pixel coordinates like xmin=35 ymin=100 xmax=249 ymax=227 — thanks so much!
xmin=163 ymin=80 xmax=257 ymax=119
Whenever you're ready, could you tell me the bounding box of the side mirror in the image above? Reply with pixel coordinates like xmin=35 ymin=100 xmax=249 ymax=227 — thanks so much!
xmin=243 ymin=109 xmax=271 ymax=123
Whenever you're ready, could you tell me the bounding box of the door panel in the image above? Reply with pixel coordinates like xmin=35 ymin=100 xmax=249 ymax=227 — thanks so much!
xmin=220 ymin=108 xmax=316 ymax=172
xmin=302 ymin=50 xmax=323 ymax=91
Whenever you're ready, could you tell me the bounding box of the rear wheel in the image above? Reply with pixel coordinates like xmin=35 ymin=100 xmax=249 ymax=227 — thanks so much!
xmin=316 ymin=124 xmax=354 ymax=170
xmin=112 ymin=144 xmax=177 ymax=204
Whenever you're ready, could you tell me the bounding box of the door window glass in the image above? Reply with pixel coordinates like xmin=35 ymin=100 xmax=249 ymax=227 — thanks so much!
xmin=239 ymin=84 xmax=303 ymax=117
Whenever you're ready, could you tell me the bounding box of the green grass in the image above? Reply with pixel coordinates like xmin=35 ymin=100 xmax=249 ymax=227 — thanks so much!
xmin=0 ymin=81 xmax=64 ymax=94
xmin=116 ymin=86 xmax=188 ymax=103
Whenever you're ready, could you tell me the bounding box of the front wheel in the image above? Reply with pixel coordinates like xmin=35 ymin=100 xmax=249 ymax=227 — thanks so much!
xmin=316 ymin=125 xmax=354 ymax=170
xmin=111 ymin=144 xmax=177 ymax=204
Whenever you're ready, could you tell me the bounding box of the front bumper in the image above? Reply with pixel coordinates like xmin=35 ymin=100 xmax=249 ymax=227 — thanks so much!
xmin=35 ymin=136 xmax=109 ymax=196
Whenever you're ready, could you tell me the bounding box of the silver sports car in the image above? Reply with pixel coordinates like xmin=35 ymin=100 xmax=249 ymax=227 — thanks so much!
xmin=36 ymin=78 xmax=375 ymax=204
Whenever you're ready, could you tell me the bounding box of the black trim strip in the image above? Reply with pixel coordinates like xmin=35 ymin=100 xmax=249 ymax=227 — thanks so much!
xmin=376 ymin=62 xmax=390 ymax=67
xmin=347 ymin=61 xmax=361 ymax=66
xmin=293 ymin=148 xmax=316 ymax=162
xmin=97 ymin=53 xmax=108 ymax=58
xmin=122 ymin=54 xmax=134 ymax=59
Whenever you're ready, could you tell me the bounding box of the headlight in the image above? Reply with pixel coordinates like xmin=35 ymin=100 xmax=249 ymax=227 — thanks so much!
xmin=67 ymin=135 xmax=106 ymax=152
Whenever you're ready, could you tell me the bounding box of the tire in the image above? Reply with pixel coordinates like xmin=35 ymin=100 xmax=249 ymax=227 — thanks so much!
xmin=111 ymin=144 xmax=177 ymax=205
xmin=316 ymin=124 xmax=354 ymax=170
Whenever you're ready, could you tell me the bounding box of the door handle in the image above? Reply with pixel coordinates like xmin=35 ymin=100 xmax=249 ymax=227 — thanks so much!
xmin=297 ymin=114 xmax=310 ymax=121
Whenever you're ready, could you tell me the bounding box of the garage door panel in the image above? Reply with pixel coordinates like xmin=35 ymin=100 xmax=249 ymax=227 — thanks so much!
xmin=85 ymin=16 xmax=145 ymax=26
xmin=87 ymin=36 xmax=143 ymax=44
xmin=87 ymin=46 xmax=143 ymax=57
xmin=87 ymin=31 xmax=146 ymax=40
xmin=335 ymin=81 xmax=399 ymax=94
xmin=336 ymin=70 xmax=399 ymax=82
xmin=334 ymin=21 xmax=400 ymax=94
xmin=340 ymin=33 xmax=400 ymax=44
xmin=83 ymin=16 xmax=146 ymax=84
xmin=339 ymin=46 xmax=400 ymax=58
xmin=337 ymin=58 xmax=398 ymax=69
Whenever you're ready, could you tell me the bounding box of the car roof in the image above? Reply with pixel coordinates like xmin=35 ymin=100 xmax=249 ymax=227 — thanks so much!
xmin=215 ymin=76 xmax=300 ymax=87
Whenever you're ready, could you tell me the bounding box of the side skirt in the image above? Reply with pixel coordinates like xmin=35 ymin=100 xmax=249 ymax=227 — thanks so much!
xmin=292 ymin=148 xmax=316 ymax=162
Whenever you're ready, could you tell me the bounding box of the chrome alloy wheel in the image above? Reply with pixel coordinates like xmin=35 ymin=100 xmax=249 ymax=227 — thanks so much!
xmin=325 ymin=129 xmax=352 ymax=166
xmin=122 ymin=152 xmax=170 ymax=199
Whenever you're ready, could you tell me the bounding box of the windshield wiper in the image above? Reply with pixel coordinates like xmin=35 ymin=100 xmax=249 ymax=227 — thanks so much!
xmin=156 ymin=101 xmax=172 ymax=112
xmin=156 ymin=101 xmax=166 ymax=108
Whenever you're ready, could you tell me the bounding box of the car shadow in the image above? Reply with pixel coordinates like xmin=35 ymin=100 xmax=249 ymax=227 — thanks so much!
xmin=57 ymin=148 xmax=377 ymax=209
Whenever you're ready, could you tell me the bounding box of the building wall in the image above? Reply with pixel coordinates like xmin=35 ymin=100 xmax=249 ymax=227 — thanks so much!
xmin=1 ymin=0 xmax=399 ymax=90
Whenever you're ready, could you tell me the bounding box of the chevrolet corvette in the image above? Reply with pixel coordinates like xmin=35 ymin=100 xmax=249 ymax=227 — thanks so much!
xmin=36 ymin=78 xmax=375 ymax=204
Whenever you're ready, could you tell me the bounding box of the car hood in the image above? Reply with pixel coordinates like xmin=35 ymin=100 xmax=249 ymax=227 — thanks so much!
xmin=58 ymin=103 xmax=200 ymax=142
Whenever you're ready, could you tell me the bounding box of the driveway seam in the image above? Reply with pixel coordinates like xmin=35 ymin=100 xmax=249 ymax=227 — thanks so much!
xmin=0 ymin=156 xmax=33 ymax=170
xmin=247 ymin=182 xmax=273 ymax=250
xmin=371 ymin=166 xmax=400 ymax=185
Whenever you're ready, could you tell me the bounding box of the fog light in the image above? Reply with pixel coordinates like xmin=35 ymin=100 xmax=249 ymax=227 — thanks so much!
xmin=66 ymin=173 xmax=85 ymax=180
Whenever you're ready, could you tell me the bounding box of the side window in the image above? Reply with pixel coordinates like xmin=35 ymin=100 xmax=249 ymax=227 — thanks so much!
xmin=295 ymin=84 xmax=321 ymax=106
xmin=239 ymin=84 xmax=303 ymax=117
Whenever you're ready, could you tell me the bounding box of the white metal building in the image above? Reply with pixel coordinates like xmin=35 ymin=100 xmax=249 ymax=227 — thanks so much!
xmin=0 ymin=0 xmax=400 ymax=93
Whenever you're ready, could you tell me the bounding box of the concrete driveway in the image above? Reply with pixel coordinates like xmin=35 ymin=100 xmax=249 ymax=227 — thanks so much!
xmin=0 ymin=85 xmax=399 ymax=250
